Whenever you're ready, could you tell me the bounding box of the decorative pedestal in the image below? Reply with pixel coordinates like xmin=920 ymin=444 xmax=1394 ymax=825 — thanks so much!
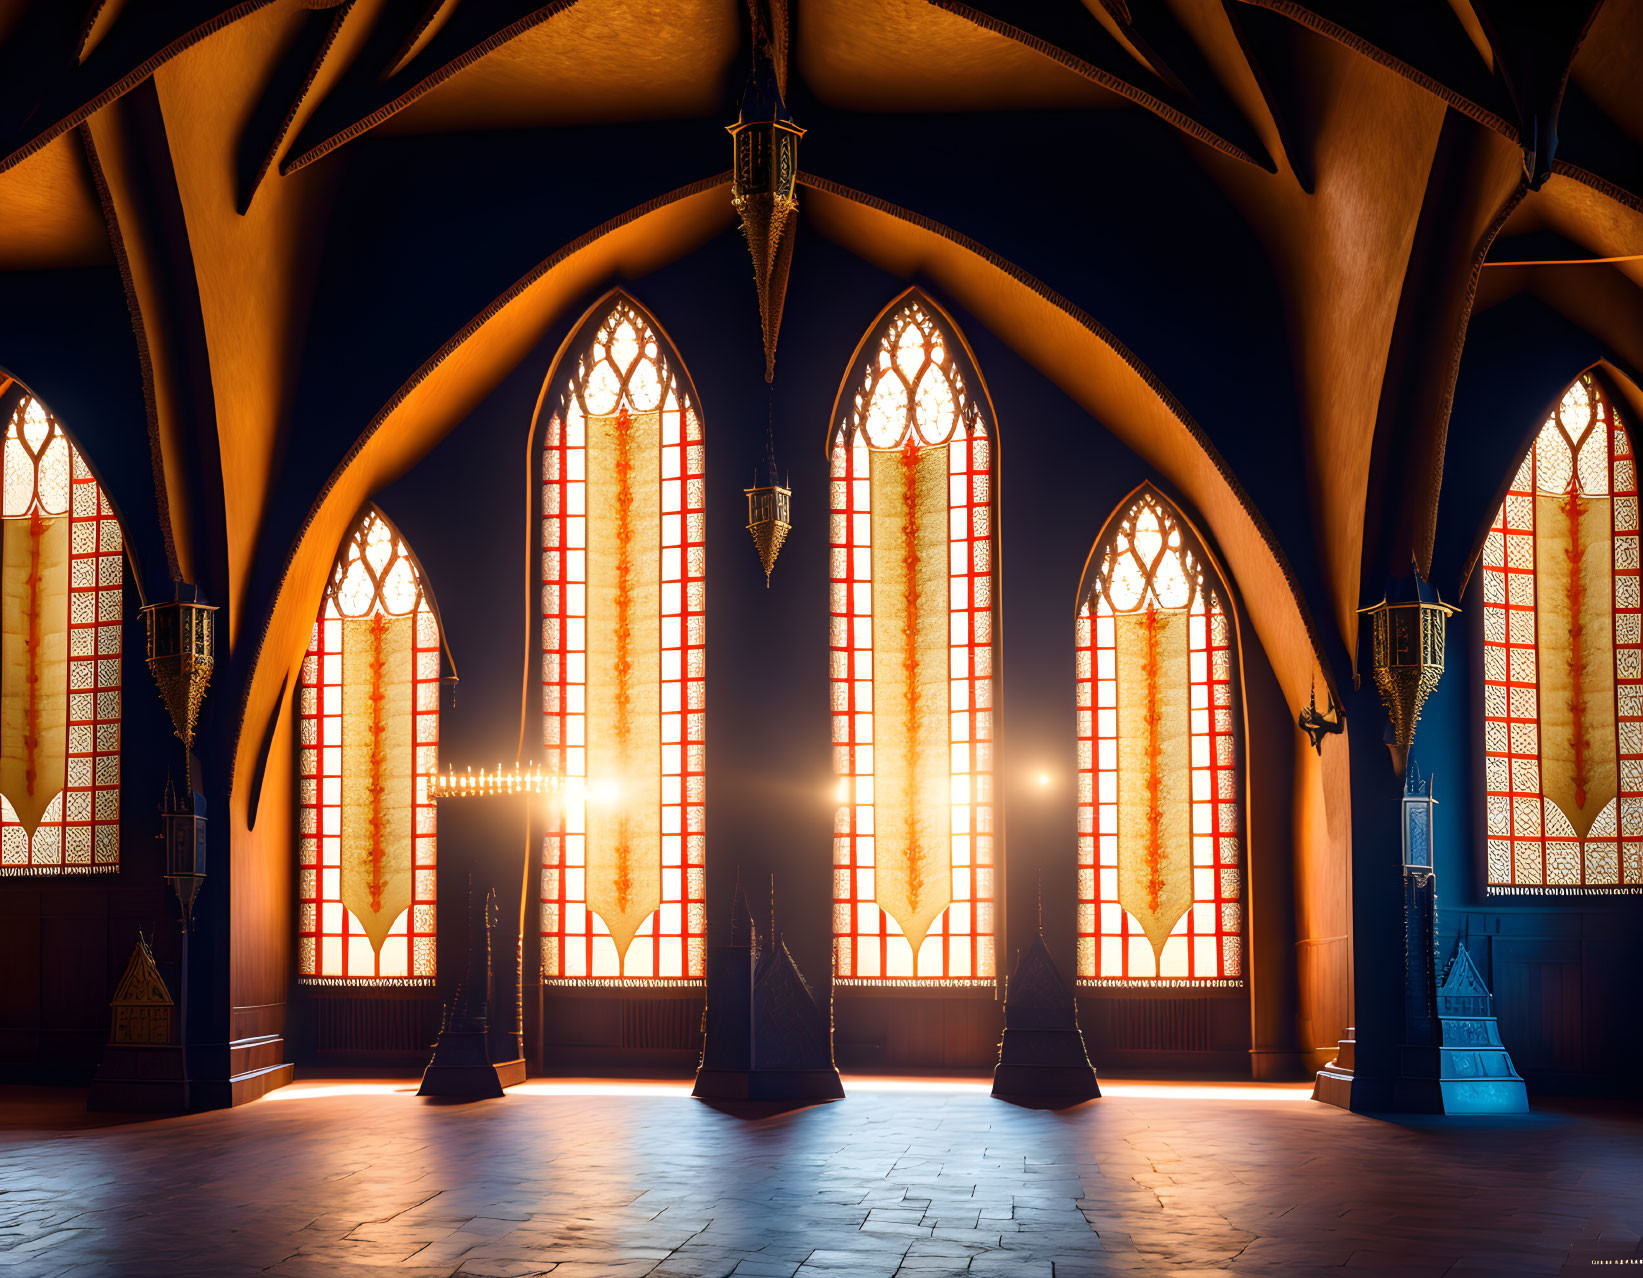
xmin=991 ymin=933 xmax=1100 ymax=1103
xmin=1395 ymin=945 xmax=1528 ymax=1114
xmin=420 ymin=885 xmax=523 ymax=1098
xmin=88 ymin=938 xmax=189 ymax=1113
xmin=1390 ymin=778 xmax=1527 ymax=1114
xmin=693 ymin=881 xmax=843 ymax=1104
xmin=1316 ymin=768 xmax=1524 ymax=1113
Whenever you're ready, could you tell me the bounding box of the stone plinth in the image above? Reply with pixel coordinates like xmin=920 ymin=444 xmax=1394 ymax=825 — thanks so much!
xmin=992 ymin=933 xmax=1100 ymax=1103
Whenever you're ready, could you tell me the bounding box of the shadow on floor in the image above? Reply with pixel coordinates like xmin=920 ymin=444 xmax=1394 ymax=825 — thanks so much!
xmin=694 ymin=1096 xmax=843 ymax=1120
xmin=991 ymin=1093 xmax=1102 ymax=1112
xmin=0 ymin=1086 xmax=181 ymax=1138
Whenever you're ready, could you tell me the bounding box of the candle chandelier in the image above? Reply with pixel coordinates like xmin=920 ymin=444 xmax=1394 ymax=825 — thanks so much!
xmin=427 ymin=764 xmax=561 ymax=801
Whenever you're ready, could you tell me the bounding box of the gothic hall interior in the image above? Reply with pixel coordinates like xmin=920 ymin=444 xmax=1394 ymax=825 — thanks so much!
xmin=1 ymin=2 xmax=1641 ymax=1276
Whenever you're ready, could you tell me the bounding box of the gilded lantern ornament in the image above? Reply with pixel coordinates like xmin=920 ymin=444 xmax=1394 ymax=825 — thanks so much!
xmin=142 ymin=595 xmax=217 ymax=749
xmin=728 ymin=55 xmax=802 ymax=384
xmin=1359 ymin=565 xmax=1457 ymax=776
xmin=744 ymin=479 xmax=791 ymax=588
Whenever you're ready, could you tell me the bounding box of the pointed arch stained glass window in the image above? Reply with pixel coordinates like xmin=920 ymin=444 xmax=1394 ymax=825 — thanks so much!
xmin=1075 ymin=490 xmax=1243 ymax=985
xmin=298 ymin=509 xmax=439 ymax=983
xmin=0 ymin=394 xmax=122 ymax=876
xmin=541 ymin=297 xmax=706 ymax=983
xmin=1482 ymin=374 xmax=1643 ymax=892
xmin=830 ymin=295 xmax=998 ymax=984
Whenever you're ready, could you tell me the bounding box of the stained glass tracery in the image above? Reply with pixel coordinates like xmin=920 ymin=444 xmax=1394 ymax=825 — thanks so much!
xmin=1482 ymin=374 xmax=1643 ymax=893
xmin=1076 ymin=490 xmax=1243 ymax=985
xmin=830 ymin=296 xmax=997 ymax=984
xmin=0 ymin=395 xmax=122 ymax=876
xmin=298 ymin=508 xmax=439 ymax=983
xmin=541 ymin=297 xmax=706 ymax=983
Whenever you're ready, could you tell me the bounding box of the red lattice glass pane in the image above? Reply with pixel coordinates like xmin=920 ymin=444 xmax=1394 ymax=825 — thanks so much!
xmin=1075 ymin=491 xmax=1243 ymax=985
xmin=297 ymin=509 xmax=438 ymax=983
xmin=830 ymin=298 xmax=997 ymax=985
xmin=541 ymin=298 xmax=706 ymax=983
xmin=0 ymin=396 xmax=122 ymax=877
xmin=1483 ymin=375 xmax=1643 ymax=892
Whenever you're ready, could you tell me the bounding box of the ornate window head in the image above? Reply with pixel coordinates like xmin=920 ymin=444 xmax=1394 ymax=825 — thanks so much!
xmin=0 ymin=394 xmax=123 ymax=876
xmin=841 ymin=297 xmax=975 ymax=450
xmin=829 ymin=292 xmax=998 ymax=985
xmin=541 ymin=294 xmax=706 ymax=984
xmin=1481 ymin=372 xmax=1643 ymax=893
xmin=1076 ymin=487 xmax=1243 ymax=986
xmin=1085 ymin=490 xmax=1205 ymax=615
xmin=330 ymin=511 xmax=423 ymax=618
xmin=3 ymin=395 xmax=73 ymax=516
xmin=298 ymin=508 xmax=440 ymax=984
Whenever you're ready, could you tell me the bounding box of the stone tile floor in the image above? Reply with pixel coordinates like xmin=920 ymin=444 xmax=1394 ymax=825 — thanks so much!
xmin=0 ymin=1076 xmax=1639 ymax=1276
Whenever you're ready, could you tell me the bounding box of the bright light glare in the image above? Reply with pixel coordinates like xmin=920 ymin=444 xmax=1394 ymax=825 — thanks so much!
xmin=1036 ymin=772 xmax=1050 ymax=787
xmin=263 ymin=1077 xmax=1314 ymax=1104
xmin=846 ymin=1077 xmax=1312 ymax=1102
xmin=1100 ymin=1082 xmax=1313 ymax=1102
xmin=263 ymin=1083 xmax=418 ymax=1101
xmin=834 ymin=778 xmax=850 ymax=804
xmin=512 ymin=1080 xmax=694 ymax=1098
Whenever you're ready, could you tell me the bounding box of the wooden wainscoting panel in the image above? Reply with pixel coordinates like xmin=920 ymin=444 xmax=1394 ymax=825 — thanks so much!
xmin=541 ymin=989 xmax=706 ymax=1069
xmin=619 ymin=996 xmax=702 ymax=1050
xmin=1492 ymin=945 xmax=1585 ymax=1076
xmin=302 ymin=993 xmax=442 ymax=1060
xmin=1078 ymin=990 xmax=1252 ymax=1072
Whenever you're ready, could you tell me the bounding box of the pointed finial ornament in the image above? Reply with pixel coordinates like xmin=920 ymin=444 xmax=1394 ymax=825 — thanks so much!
xmin=730 ymin=867 xmax=755 ymax=949
xmin=744 ymin=391 xmax=791 ymax=589
xmin=727 ymin=45 xmax=802 ymax=383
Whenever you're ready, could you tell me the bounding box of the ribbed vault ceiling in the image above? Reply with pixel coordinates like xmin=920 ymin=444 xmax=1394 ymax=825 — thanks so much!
xmin=0 ymin=0 xmax=1639 ymax=801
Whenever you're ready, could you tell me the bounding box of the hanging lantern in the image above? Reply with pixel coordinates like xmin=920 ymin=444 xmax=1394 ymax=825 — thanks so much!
xmin=1359 ymin=564 xmax=1457 ymax=775
xmin=728 ymin=55 xmax=803 ymax=384
xmin=744 ymin=480 xmax=791 ymax=588
xmin=142 ymin=594 xmax=217 ymax=749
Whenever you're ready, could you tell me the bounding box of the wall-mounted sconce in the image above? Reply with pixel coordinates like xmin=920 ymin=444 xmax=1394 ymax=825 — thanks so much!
xmin=1298 ymin=682 xmax=1345 ymax=754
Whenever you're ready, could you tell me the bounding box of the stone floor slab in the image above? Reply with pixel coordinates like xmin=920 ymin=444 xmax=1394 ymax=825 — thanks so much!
xmin=0 ymin=1080 xmax=1637 ymax=1276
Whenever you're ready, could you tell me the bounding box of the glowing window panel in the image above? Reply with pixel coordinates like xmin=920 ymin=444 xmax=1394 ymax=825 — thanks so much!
xmin=541 ymin=297 xmax=706 ymax=983
xmin=0 ymin=396 xmax=122 ymax=877
xmin=1482 ymin=374 xmax=1643 ymax=893
xmin=298 ymin=509 xmax=439 ymax=984
xmin=830 ymin=295 xmax=997 ymax=985
xmin=1075 ymin=490 xmax=1243 ymax=986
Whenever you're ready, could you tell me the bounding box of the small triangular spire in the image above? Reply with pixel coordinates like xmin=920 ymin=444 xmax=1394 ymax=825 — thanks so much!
xmin=730 ymin=868 xmax=755 ymax=949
